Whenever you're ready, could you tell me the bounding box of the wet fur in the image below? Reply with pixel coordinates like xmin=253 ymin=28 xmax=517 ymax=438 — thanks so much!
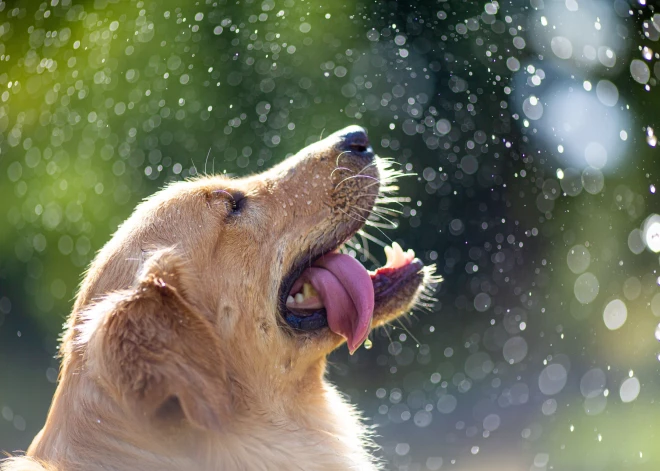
xmin=2 ymin=129 xmax=431 ymax=471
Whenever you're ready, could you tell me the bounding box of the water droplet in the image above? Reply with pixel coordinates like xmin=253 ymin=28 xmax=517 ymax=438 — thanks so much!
xmin=426 ymin=457 xmax=443 ymax=471
xmin=603 ymin=299 xmax=627 ymax=330
xmin=643 ymin=46 xmax=653 ymax=61
xmin=474 ymin=292 xmax=491 ymax=312
xmin=643 ymin=215 xmax=660 ymax=252
xmin=539 ymin=363 xmax=568 ymax=395
xmin=414 ymin=410 xmax=432 ymax=428
xmin=580 ymin=368 xmax=606 ymax=398
xmin=437 ymin=394 xmax=457 ymax=414
xmin=596 ymin=80 xmax=619 ymax=107
xmin=542 ymin=398 xmax=557 ymax=416
xmin=503 ymin=336 xmax=528 ymax=364
xmin=567 ymin=245 xmax=591 ymax=274
xmin=551 ymin=36 xmax=573 ymax=59
xmin=574 ymin=272 xmax=599 ymax=304
xmin=483 ymin=414 xmax=501 ymax=432
xmin=522 ymin=96 xmax=544 ymax=120
xmin=647 ymin=127 xmax=657 ymax=147
xmin=619 ymin=377 xmax=641 ymax=403
xmin=630 ymin=59 xmax=651 ymax=84
xmin=581 ymin=167 xmax=605 ymax=194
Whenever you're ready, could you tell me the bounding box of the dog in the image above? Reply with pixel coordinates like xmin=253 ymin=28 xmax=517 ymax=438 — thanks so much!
xmin=2 ymin=126 xmax=436 ymax=471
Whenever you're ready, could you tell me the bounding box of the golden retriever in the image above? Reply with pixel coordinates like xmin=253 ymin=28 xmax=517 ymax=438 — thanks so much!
xmin=2 ymin=126 xmax=436 ymax=471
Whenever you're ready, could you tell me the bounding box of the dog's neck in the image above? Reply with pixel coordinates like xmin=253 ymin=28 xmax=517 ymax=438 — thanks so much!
xmin=29 ymin=359 xmax=379 ymax=471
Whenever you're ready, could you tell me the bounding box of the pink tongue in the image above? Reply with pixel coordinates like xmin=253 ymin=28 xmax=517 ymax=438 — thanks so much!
xmin=296 ymin=253 xmax=374 ymax=353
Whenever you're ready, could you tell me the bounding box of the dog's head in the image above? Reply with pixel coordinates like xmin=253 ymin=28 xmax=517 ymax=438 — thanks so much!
xmin=72 ymin=126 xmax=435 ymax=434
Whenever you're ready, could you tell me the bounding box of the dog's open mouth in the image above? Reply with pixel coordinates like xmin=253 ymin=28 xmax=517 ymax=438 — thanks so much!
xmin=280 ymin=242 xmax=424 ymax=353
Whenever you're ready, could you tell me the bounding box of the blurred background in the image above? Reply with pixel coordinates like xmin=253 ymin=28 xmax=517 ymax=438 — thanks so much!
xmin=1 ymin=0 xmax=659 ymax=469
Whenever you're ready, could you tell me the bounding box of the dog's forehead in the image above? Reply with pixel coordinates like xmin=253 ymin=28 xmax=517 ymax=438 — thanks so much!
xmin=156 ymin=133 xmax=346 ymax=204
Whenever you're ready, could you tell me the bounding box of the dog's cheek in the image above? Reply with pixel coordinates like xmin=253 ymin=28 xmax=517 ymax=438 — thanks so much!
xmin=216 ymin=304 xmax=239 ymax=339
xmin=257 ymin=316 xmax=273 ymax=339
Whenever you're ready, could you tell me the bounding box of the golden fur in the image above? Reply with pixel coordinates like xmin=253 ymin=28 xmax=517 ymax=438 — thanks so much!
xmin=2 ymin=129 xmax=430 ymax=471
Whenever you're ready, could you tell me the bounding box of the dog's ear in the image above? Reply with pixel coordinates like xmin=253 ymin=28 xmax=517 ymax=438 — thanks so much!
xmin=80 ymin=250 xmax=228 ymax=432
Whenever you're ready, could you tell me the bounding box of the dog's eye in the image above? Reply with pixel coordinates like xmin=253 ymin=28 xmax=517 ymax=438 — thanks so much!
xmin=228 ymin=192 xmax=245 ymax=215
xmin=209 ymin=190 xmax=246 ymax=216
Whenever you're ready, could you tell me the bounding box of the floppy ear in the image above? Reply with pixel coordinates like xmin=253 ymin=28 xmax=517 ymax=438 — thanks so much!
xmin=80 ymin=250 xmax=229 ymax=432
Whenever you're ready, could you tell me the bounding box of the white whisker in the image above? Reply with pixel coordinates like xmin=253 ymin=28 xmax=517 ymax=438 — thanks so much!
xmin=357 ymin=229 xmax=388 ymax=248
xmin=338 ymin=207 xmax=369 ymax=225
xmin=373 ymin=206 xmax=403 ymax=216
xmin=335 ymin=174 xmax=380 ymax=191
xmin=330 ymin=166 xmax=355 ymax=179
xmin=335 ymin=150 xmax=352 ymax=167
xmin=396 ymin=319 xmax=422 ymax=347
xmin=365 ymin=220 xmax=398 ymax=229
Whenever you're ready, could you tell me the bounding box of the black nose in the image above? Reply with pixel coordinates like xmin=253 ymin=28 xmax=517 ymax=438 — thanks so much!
xmin=338 ymin=126 xmax=374 ymax=159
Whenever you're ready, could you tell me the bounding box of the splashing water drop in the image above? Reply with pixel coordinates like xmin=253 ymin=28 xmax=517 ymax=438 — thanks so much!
xmin=643 ymin=215 xmax=660 ymax=252
xmin=603 ymin=299 xmax=627 ymax=330
xmin=619 ymin=377 xmax=641 ymax=403
xmin=647 ymin=127 xmax=657 ymax=147
xmin=643 ymin=47 xmax=653 ymax=61
xmin=630 ymin=60 xmax=651 ymax=84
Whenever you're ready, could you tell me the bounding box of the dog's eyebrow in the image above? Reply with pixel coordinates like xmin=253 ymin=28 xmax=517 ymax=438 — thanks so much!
xmin=211 ymin=189 xmax=234 ymax=200
xmin=207 ymin=189 xmax=236 ymax=209
xmin=212 ymin=189 xmax=246 ymax=203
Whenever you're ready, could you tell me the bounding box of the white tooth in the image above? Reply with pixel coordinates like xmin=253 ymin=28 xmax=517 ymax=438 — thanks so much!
xmin=287 ymin=295 xmax=295 ymax=306
xmin=393 ymin=242 xmax=405 ymax=268
xmin=384 ymin=245 xmax=394 ymax=266
xmin=295 ymin=293 xmax=304 ymax=304
xmin=384 ymin=243 xmax=415 ymax=268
